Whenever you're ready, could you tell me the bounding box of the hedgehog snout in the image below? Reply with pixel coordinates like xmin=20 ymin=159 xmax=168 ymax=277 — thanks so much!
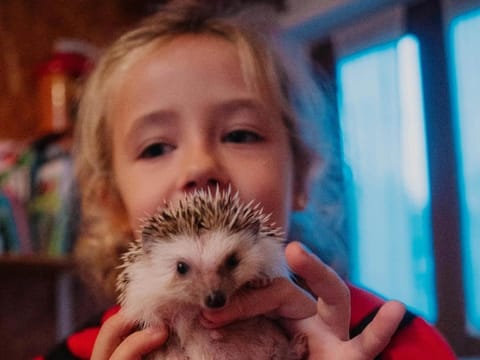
xmin=205 ymin=290 xmax=227 ymax=309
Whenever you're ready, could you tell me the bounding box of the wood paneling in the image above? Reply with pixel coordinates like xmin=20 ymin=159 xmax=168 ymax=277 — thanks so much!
xmin=0 ymin=0 xmax=142 ymax=140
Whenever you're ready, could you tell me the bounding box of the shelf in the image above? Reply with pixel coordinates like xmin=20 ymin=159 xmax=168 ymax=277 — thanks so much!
xmin=0 ymin=254 xmax=74 ymax=275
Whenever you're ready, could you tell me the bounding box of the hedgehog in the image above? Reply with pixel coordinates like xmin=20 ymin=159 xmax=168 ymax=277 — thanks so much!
xmin=116 ymin=188 xmax=308 ymax=359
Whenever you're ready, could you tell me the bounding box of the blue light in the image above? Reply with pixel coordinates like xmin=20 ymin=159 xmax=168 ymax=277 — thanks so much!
xmin=449 ymin=8 xmax=480 ymax=336
xmin=337 ymin=35 xmax=437 ymax=322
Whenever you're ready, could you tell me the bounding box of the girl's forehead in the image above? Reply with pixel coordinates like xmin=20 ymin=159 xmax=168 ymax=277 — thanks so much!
xmin=149 ymin=33 xmax=275 ymax=93
xmin=107 ymin=32 xmax=282 ymax=120
xmin=106 ymin=33 xmax=284 ymax=130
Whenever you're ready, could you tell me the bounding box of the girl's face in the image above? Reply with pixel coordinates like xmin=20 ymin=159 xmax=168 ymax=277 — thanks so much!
xmin=109 ymin=34 xmax=302 ymax=233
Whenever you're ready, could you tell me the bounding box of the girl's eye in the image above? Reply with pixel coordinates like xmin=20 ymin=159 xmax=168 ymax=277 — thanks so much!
xmin=222 ymin=130 xmax=263 ymax=144
xmin=139 ymin=143 xmax=174 ymax=159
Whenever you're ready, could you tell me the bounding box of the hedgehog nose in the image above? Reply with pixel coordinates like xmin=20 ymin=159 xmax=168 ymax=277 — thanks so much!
xmin=205 ymin=290 xmax=226 ymax=309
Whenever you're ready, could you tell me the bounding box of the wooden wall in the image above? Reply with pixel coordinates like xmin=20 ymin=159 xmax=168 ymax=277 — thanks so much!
xmin=0 ymin=0 xmax=145 ymax=140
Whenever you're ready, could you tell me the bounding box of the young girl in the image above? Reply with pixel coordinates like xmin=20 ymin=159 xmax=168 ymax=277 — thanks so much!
xmin=41 ymin=1 xmax=455 ymax=359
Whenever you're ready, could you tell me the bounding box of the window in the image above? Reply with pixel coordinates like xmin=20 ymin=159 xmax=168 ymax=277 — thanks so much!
xmin=336 ymin=35 xmax=437 ymax=322
xmin=449 ymin=7 xmax=480 ymax=335
xmin=283 ymin=0 xmax=480 ymax=353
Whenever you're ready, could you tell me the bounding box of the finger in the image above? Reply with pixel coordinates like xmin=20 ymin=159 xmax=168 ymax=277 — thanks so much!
xmin=110 ymin=326 xmax=168 ymax=360
xmin=352 ymin=301 xmax=406 ymax=358
xmin=201 ymin=277 xmax=316 ymax=327
xmin=91 ymin=312 xmax=134 ymax=359
xmin=286 ymin=241 xmax=350 ymax=306
xmin=286 ymin=241 xmax=350 ymax=339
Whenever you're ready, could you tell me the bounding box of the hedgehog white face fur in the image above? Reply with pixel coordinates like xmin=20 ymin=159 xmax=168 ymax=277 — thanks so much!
xmin=116 ymin=188 xmax=290 ymax=328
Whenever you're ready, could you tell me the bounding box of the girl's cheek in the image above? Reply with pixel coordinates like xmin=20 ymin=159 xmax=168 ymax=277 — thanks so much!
xmin=129 ymin=193 xmax=170 ymax=230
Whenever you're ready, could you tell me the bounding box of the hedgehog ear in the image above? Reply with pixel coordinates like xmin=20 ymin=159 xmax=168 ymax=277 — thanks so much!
xmin=243 ymin=220 xmax=261 ymax=242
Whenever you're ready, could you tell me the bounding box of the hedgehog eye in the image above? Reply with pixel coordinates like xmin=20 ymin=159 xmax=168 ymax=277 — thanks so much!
xmin=176 ymin=261 xmax=190 ymax=275
xmin=225 ymin=253 xmax=240 ymax=270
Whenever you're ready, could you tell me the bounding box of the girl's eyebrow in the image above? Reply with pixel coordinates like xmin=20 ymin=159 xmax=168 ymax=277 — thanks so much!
xmin=125 ymin=111 xmax=176 ymax=146
xmin=212 ymin=98 xmax=268 ymax=119
xmin=125 ymin=98 xmax=268 ymax=145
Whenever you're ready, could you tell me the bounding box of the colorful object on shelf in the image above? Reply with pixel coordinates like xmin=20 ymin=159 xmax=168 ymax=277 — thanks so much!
xmin=0 ymin=138 xmax=77 ymax=256
xmin=29 ymin=138 xmax=77 ymax=256
xmin=0 ymin=140 xmax=33 ymax=202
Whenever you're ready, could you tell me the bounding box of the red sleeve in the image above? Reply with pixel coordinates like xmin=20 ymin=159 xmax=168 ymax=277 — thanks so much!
xmin=66 ymin=306 xmax=121 ymax=359
xmin=382 ymin=315 xmax=457 ymax=359
xmin=348 ymin=283 xmax=457 ymax=359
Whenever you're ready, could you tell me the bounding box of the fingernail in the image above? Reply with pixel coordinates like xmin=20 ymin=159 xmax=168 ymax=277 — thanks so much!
xmin=295 ymin=241 xmax=312 ymax=256
xmin=200 ymin=312 xmax=227 ymax=329
xmin=145 ymin=323 xmax=168 ymax=336
xmin=200 ymin=313 xmax=218 ymax=329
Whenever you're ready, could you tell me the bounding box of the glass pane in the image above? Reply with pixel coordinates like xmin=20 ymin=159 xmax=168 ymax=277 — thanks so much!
xmin=450 ymin=8 xmax=480 ymax=335
xmin=337 ymin=35 xmax=437 ymax=322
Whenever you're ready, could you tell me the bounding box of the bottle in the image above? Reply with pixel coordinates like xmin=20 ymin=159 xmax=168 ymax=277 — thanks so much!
xmin=35 ymin=39 xmax=95 ymax=138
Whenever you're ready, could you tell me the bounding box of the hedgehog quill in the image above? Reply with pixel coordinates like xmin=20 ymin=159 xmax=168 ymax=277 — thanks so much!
xmin=117 ymin=189 xmax=307 ymax=359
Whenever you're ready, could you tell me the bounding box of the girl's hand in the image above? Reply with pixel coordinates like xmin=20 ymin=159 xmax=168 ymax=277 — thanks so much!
xmin=284 ymin=241 xmax=406 ymax=359
xmin=202 ymin=241 xmax=406 ymax=359
xmin=91 ymin=311 xmax=168 ymax=360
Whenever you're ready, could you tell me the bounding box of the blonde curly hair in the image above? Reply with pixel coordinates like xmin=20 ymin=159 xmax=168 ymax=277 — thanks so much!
xmin=73 ymin=0 xmax=318 ymax=301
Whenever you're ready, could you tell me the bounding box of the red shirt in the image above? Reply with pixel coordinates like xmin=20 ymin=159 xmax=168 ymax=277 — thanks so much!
xmin=38 ymin=284 xmax=456 ymax=359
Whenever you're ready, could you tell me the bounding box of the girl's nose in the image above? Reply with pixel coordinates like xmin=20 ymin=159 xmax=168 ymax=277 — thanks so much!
xmin=179 ymin=145 xmax=228 ymax=193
